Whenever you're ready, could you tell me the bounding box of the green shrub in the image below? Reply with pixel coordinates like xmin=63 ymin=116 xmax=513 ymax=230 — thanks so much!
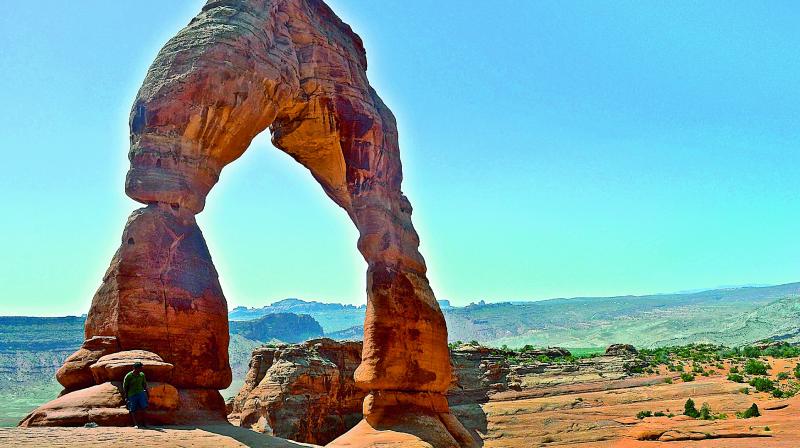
xmin=636 ymin=410 xmax=653 ymax=419
xmin=684 ymin=399 xmax=700 ymax=418
xmin=748 ymin=377 xmax=775 ymax=392
xmin=664 ymin=377 xmax=673 ymax=384
xmin=680 ymin=373 xmax=695 ymax=382
xmin=744 ymin=359 xmax=770 ymax=376
xmin=727 ymin=373 xmax=745 ymax=383
xmin=736 ymin=403 xmax=760 ymax=419
xmin=794 ymin=363 xmax=800 ymax=379
xmin=729 ymin=366 xmax=739 ymax=374
xmin=742 ymin=346 xmax=762 ymax=358
xmin=699 ymin=402 xmax=712 ymax=420
xmin=777 ymin=372 xmax=789 ymax=380
xmin=763 ymin=344 xmax=800 ymax=358
xmin=739 ymin=387 xmax=750 ymax=394
xmin=654 ymin=411 xmax=666 ymax=417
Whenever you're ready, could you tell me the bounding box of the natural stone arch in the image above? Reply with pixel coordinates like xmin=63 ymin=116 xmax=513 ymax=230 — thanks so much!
xmin=23 ymin=1 xmax=474 ymax=446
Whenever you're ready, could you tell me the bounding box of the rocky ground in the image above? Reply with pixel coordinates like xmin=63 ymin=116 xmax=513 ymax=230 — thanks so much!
xmin=4 ymin=341 xmax=799 ymax=447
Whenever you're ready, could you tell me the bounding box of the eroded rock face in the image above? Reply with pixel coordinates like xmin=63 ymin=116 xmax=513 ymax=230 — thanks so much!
xmin=35 ymin=0 xmax=461 ymax=438
xmin=19 ymin=382 xmax=225 ymax=427
xmin=230 ymin=338 xmax=364 ymax=445
xmin=231 ymin=339 xmax=648 ymax=445
xmin=85 ymin=204 xmax=231 ymax=389
xmin=606 ymin=343 xmax=638 ymax=357
xmin=56 ymin=336 xmax=120 ymax=391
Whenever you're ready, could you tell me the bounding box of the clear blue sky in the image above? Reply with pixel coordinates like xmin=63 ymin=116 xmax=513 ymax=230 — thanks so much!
xmin=1 ymin=1 xmax=799 ymax=316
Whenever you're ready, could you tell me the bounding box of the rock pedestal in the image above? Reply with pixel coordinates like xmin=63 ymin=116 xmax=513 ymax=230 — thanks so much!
xmin=26 ymin=0 xmax=470 ymax=443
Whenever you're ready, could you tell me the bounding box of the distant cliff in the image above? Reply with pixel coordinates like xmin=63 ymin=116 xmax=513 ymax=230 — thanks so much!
xmin=229 ymin=313 xmax=324 ymax=343
xmin=229 ymin=299 xmax=366 ymax=333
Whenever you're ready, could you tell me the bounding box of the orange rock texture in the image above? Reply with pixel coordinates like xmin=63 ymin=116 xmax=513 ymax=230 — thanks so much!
xmin=229 ymin=339 xmax=365 ymax=445
xmin=29 ymin=0 xmax=465 ymax=442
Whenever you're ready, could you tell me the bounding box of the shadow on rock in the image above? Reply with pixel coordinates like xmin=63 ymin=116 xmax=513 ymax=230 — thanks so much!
xmin=450 ymin=404 xmax=487 ymax=446
xmin=172 ymin=424 xmax=317 ymax=448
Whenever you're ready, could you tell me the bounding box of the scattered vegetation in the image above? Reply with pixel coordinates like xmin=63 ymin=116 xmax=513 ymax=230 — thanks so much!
xmin=749 ymin=377 xmax=775 ymax=392
xmin=727 ymin=373 xmax=745 ymax=383
xmin=744 ymin=359 xmax=770 ymax=376
xmin=736 ymin=403 xmax=761 ymax=419
xmin=680 ymin=373 xmax=695 ymax=382
xmin=636 ymin=410 xmax=653 ymax=419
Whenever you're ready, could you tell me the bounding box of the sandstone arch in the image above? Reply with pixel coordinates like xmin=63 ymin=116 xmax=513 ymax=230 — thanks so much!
xmin=22 ymin=1 xmax=474 ymax=446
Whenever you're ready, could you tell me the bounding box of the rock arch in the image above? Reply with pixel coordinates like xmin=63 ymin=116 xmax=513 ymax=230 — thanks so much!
xmin=23 ymin=1 xmax=474 ymax=446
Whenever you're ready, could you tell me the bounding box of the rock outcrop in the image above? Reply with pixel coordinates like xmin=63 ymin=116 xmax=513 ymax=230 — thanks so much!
xmin=229 ymin=313 xmax=324 ymax=343
xmin=230 ymin=340 xmax=648 ymax=445
xmin=229 ymin=338 xmax=364 ymax=445
xmin=29 ymin=0 xmax=464 ymax=441
xmin=606 ymin=343 xmax=638 ymax=357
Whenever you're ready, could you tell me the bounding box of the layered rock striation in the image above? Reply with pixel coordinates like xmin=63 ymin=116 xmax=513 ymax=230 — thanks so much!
xmin=229 ymin=338 xmax=365 ymax=445
xmin=27 ymin=0 xmax=464 ymax=442
xmin=230 ymin=340 xmax=646 ymax=445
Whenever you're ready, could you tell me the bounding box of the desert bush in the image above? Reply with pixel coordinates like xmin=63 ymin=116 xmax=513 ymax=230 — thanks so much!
xmin=736 ymin=403 xmax=760 ymax=419
xmin=763 ymin=344 xmax=800 ymax=358
xmin=748 ymin=377 xmax=774 ymax=392
xmin=727 ymin=373 xmax=745 ymax=383
xmin=684 ymin=398 xmax=700 ymax=418
xmin=742 ymin=346 xmax=762 ymax=358
xmin=680 ymin=373 xmax=695 ymax=382
xmin=777 ymin=372 xmax=789 ymax=380
xmin=699 ymin=402 xmax=712 ymax=420
xmin=744 ymin=359 xmax=770 ymax=375
xmin=636 ymin=410 xmax=652 ymax=419
xmin=654 ymin=411 xmax=666 ymax=417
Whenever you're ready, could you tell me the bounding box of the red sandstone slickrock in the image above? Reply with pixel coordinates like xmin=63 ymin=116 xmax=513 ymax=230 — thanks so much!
xmin=24 ymin=0 xmax=468 ymax=445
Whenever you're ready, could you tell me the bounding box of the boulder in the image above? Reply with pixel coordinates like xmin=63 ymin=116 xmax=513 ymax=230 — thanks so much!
xmin=19 ymin=382 xmax=224 ymax=427
xmin=89 ymin=350 xmax=174 ymax=384
xmin=606 ymin=344 xmax=639 ymax=357
xmin=56 ymin=336 xmax=120 ymax=390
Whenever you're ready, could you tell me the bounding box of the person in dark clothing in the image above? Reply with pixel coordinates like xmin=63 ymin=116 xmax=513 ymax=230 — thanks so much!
xmin=122 ymin=361 xmax=149 ymax=428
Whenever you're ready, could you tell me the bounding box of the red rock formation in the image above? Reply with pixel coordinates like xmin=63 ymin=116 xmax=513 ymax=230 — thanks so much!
xmin=30 ymin=1 xmax=469 ymax=443
xmin=229 ymin=339 xmax=365 ymax=445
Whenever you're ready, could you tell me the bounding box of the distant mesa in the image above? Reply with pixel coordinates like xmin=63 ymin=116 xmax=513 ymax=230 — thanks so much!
xmin=229 ymin=313 xmax=323 ymax=343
